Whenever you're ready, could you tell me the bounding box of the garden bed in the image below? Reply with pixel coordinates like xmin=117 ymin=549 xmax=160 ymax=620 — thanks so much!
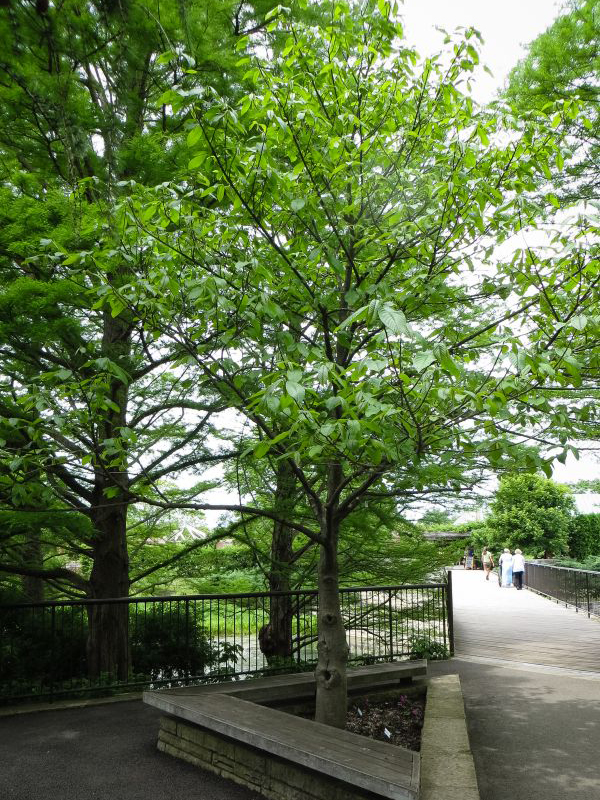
xmin=347 ymin=693 xmax=424 ymax=751
xmin=144 ymin=662 xmax=479 ymax=800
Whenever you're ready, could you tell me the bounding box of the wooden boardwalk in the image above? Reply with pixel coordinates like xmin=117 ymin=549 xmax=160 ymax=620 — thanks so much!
xmin=451 ymin=568 xmax=600 ymax=674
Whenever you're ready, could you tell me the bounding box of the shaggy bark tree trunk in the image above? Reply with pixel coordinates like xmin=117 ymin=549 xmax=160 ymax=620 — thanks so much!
xmin=86 ymin=307 xmax=131 ymax=682
xmin=21 ymin=528 xmax=44 ymax=602
xmin=314 ymin=515 xmax=348 ymax=728
xmin=87 ymin=498 xmax=130 ymax=680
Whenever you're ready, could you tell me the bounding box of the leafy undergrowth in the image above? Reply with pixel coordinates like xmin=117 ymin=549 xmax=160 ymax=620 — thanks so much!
xmin=346 ymin=694 xmax=424 ymax=751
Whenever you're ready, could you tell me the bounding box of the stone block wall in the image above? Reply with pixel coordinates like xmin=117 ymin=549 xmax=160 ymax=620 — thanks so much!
xmin=158 ymin=716 xmax=383 ymax=800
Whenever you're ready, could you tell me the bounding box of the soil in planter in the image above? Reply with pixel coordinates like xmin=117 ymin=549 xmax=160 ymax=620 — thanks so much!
xmin=346 ymin=693 xmax=424 ymax=751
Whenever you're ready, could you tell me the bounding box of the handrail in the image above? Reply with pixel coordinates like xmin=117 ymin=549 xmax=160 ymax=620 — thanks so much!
xmin=0 ymin=581 xmax=451 ymax=703
xmin=526 ymin=560 xmax=600 ymax=577
xmin=0 ymin=582 xmax=448 ymax=610
xmin=525 ymin=560 xmax=600 ymax=621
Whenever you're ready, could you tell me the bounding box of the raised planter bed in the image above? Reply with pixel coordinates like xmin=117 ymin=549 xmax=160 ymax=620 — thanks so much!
xmin=144 ymin=661 xmax=479 ymax=800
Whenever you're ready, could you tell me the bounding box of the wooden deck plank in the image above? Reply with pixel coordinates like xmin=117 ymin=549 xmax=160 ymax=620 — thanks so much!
xmin=451 ymin=569 xmax=600 ymax=673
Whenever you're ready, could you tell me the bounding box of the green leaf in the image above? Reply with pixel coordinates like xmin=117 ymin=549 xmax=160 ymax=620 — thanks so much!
xmin=291 ymin=198 xmax=306 ymax=212
xmin=270 ymin=430 xmax=291 ymax=445
xmin=253 ymin=440 xmax=271 ymax=459
xmin=476 ymin=124 xmax=489 ymax=146
xmin=325 ymin=396 xmax=343 ymax=411
xmin=464 ymin=149 xmax=476 ymax=169
xmin=412 ymin=351 xmax=436 ymax=371
xmin=378 ymin=304 xmax=408 ymax=336
xmin=188 ymin=154 xmax=206 ymax=169
xmin=187 ymin=127 xmax=203 ymax=147
xmin=156 ymin=51 xmax=175 ymax=65
xmin=285 ymin=380 xmax=305 ymax=403
xmin=556 ymin=449 xmax=568 ymax=465
xmin=570 ymin=314 xmax=587 ymax=331
xmin=547 ymin=193 xmax=560 ymax=208
xmin=62 ymin=253 xmax=81 ymax=265
xmin=434 ymin=346 xmax=461 ymax=378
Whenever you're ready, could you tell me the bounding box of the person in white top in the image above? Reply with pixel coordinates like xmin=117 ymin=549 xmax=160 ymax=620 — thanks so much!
xmin=512 ymin=548 xmax=525 ymax=590
xmin=499 ymin=548 xmax=513 ymax=587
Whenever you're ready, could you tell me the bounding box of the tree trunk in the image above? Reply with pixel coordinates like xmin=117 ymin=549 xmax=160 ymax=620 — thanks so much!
xmin=259 ymin=461 xmax=296 ymax=663
xmin=314 ymin=524 xmax=348 ymax=728
xmin=259 ymin=524 xmax=294 ymax=662
xmin=21 ymin=528 xmax=44 ymax=602
xmin=86 ymin=306 xmax=131 ymax=682
xmin=87 ymin=495 xmax=130 ymax=681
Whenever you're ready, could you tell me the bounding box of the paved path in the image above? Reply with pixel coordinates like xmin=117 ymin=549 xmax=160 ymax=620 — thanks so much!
xmin=452 ymin=568 xmax=600 ymax=672
xmin=440 ymin=569 xmax=600 ymax=800
xmin=0 ymin=701 xmax=261 ymax=800
xmin=429 ymin=658 xmax=600 ymax=800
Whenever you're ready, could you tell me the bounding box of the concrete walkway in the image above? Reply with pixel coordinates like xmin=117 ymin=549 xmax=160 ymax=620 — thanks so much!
xmin=2 ymin=571 xmax=600 ymax=800
xmin=436 ymin=569 xmax=600 ymax=799
xmin=0 ymin=700 xmax=261 ymax=800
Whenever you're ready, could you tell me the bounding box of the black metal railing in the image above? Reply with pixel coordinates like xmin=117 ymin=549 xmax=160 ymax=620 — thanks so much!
xmin=525 ymin=561 xmax=600 ymax=618
xmin=0 ymin=582 xmax=451 ymax=704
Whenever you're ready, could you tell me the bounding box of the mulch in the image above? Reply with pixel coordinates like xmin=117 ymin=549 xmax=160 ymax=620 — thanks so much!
xmin=346 ymin=693 xmax=424 ymax=751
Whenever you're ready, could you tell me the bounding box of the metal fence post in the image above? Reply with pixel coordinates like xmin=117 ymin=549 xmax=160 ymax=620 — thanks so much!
xmin=295 ymin=595 xmax=302 ymax=665
xmin=387 ymin=590 xmax=394 ymax=660
xmin=49 ymin=605 xmax=55 ymax=703
xmin=587 ymin=573 xmax=591 ymax=618
xmin=446 ymin=570 xmax=455 ymax=656
xmin=184 ymin=599 xmax=190 ymax=685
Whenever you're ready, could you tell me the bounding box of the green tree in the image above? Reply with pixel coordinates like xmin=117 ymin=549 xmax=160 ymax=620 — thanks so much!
xmin=505 ymin=2 xmax=600 ymax=476
xmin=485 ymin=474 xmax=575 ymax=556
xmin=506 ymin=0 xmax=600 ymax=204
xmin=418 ymin=509 xmax=455 ymax=527
xmin=0 ymin=0 xmax=316 ymax=677
xmin=102 ymin=2 xmax=600 ymax=725
xmin=567 ymin=513 xmax=600 ymax=560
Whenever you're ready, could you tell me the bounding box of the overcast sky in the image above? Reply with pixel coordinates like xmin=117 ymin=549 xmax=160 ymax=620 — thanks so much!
xmin=400 ymin=0 xmax=564 ymax=103
xmin=400 ymin=0 xmax=600 ymax=488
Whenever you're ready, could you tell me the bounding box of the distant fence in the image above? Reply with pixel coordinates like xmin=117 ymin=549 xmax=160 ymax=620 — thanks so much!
xmin=0 ymin=582 xmax=452 ymax=704
xmin=525 ymin=562 xmax=600 ymax=618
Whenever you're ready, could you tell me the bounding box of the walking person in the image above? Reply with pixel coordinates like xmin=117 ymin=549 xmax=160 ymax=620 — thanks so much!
xmin=499 ymin=548 xmax=513 ymax=587
xmin=482 ymin=547 xmax=494 ymax=580
xmin=512 ymin=548 xmax=525 ymax=590
xmin=464 ymin=546 xmax=475 ymax=570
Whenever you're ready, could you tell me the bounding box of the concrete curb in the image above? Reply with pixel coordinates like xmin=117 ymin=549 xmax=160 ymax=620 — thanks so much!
xmin=420 ymin=674 xmax=479 ymax=800
xmin=0 ymin=690 xmax=142 ymax=718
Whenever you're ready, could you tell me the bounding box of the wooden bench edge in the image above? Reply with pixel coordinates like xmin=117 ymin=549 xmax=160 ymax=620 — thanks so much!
xmin=148 ymin=691 xmax=420 ymax=800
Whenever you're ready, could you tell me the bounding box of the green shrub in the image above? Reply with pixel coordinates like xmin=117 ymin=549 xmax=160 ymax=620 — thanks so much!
xmin=0 ymin=605 xmax=88 ymax=690
xmin=130 ymin=606 xmax=242 ymax=681
xmin=408 ymin=635 xmax=449 ymax=661
xmin=0 ymin=603 xmax=241 ymax=700
xmin=553 ymin=555 xmax=600 ymax=572
xmin=567 ymin=514 xmax=600 ymax=561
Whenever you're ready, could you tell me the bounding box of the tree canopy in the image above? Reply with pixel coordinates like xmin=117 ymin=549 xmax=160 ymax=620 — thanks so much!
xmin=506 ymin=0 xmax=600 ymax=203
xmin=480 ymin=473 xmax=575 ymax=557
xmin=81 ymin=0 xmax=600 ymax=723
xmin=2 ymin=0 xmax=600 ymax=726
